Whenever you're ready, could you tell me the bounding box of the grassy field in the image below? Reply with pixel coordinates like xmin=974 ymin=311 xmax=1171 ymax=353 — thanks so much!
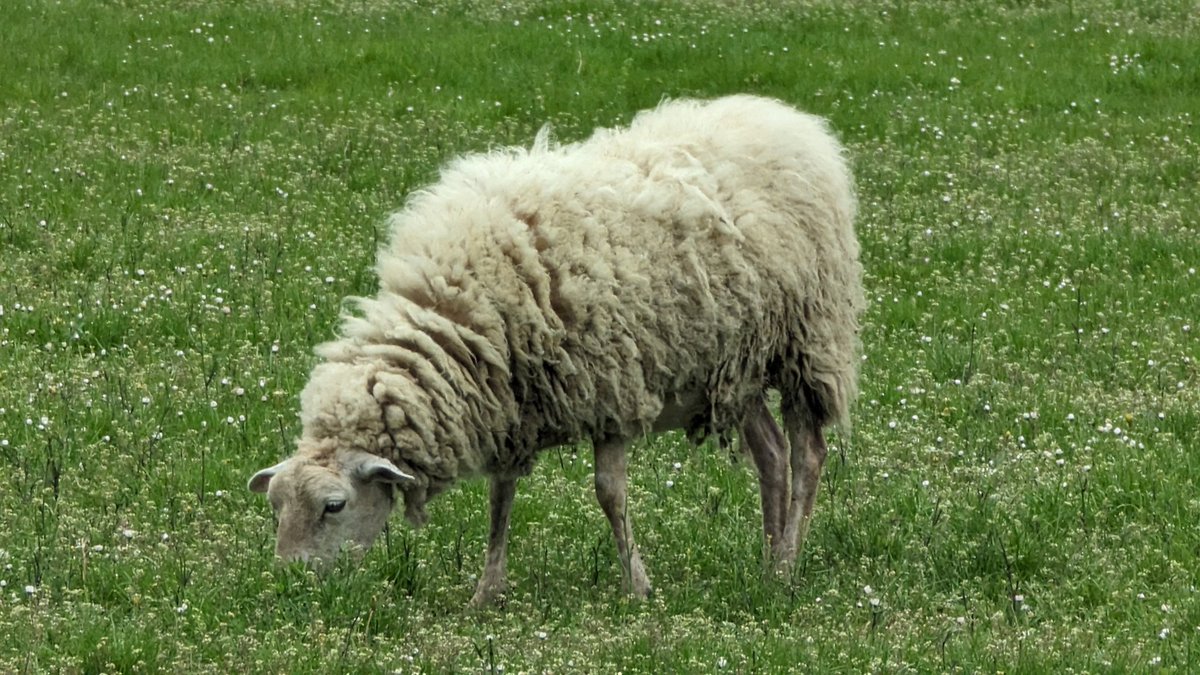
xmin=2 ymin=0 xmax=1198 ymax=671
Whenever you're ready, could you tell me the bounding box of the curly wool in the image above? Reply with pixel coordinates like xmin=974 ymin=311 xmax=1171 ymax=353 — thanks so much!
xmin=298 ymin=95 xmax=863 ymax=518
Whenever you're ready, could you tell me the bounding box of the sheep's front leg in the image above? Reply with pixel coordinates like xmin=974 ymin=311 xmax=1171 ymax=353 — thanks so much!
xmin=780 ymin=407 xmax=828 ymax=567
xmin=594 ymin=438 xmax=652 ymax=599
xmin=741 ymin=399 xmax=790 ymax=566
xmin=469 ymin=477 xmax=516 ymax=607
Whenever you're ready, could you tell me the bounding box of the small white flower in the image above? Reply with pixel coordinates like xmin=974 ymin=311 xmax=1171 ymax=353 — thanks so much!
xmin=24 ymin=585 xmax=36 ymax=595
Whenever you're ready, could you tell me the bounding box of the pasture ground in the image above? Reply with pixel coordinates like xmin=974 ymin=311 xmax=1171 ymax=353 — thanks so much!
xmin=1 ymin=0 xmax=1198 ymax=671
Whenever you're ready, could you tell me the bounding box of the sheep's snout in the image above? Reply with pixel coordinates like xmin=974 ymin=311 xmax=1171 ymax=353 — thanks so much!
xmin=279 ymin=548 xmax=311 ymax=565
xmin=277 ymin=542 xmax=338 ymax=569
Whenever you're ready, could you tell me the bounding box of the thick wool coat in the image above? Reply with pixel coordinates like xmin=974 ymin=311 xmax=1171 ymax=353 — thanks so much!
xmin=297 ymin=95 xmax=863 ymax=523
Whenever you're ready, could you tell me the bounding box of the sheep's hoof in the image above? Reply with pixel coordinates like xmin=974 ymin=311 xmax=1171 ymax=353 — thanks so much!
xmin=468 ymin=581 xmax=507 ymax=609
xmin=625 ymin=581 xmax=653 ymax=601
xmin=625 ymin=558 xmax=653 ymax=600
xmin=764 ymin=547 xmax=798 ymax=579
xmin=769 ymin=559 xmax=795 ymax=579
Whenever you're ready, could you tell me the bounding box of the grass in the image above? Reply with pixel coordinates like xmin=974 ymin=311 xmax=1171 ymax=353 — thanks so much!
xmin=1 ymin=0 xmax=1198 ymax=671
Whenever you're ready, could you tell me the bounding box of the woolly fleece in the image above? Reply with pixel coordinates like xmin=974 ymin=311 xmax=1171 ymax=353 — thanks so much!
xmin=297 ymin=94 xmax=863 ymax=524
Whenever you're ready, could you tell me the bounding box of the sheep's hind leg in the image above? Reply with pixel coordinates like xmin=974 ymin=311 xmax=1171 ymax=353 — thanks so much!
xmin=741 ymin=398 xmax=790 ymax=568
xmin=469 ymin=477 xmax=516 ymax=607
xmin=594 ymin=438 xmax=652 ymax=599
xmin=779 ymin=402 xmax=828 ymax=568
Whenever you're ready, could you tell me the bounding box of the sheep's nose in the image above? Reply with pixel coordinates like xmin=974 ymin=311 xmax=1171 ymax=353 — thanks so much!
xmin=277 ymin=547 xmax=312 ymax=565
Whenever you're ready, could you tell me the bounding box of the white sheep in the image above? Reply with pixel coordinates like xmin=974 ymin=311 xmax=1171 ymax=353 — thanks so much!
xmin=249 ymin=95 xmax=863 ymax=605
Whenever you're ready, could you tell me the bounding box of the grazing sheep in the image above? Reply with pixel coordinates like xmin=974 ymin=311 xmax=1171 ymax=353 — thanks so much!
xmin=249 ymin=94 xmax=863 ymax=605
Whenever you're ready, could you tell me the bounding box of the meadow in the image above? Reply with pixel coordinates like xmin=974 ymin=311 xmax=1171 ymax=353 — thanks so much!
xmin=1 ymin=0 xmax=1198 ymax=671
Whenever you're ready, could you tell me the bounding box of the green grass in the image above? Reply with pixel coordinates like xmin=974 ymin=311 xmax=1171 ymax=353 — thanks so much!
xmin=2 ymin=0 xmax=1199 ymax=671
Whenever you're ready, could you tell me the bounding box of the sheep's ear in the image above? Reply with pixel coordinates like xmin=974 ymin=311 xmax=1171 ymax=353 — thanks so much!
xmin=248 ymin=460 xmax=291 ymax=493
xmin=350 ymin=454 xmax=415 ymax=485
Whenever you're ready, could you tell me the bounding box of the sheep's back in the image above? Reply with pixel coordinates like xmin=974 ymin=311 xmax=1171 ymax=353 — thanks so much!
xmin=378 ymin=95 xmax=862 ymax=455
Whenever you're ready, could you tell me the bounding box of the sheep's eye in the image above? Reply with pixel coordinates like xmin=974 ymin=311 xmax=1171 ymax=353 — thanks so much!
xmin=324 ymin=500 xmax=346 ymax=515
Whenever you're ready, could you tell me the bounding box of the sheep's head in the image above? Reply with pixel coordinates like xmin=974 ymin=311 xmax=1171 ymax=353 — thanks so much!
xmin=248 ymin=448 xmax=414 ymax=565
xmin=250 ymin=359 xmax=448 ymax=564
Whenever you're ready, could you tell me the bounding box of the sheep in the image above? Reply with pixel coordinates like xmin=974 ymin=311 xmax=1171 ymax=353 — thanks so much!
xmin=248 ymin=94 xmax=863 ymax=606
